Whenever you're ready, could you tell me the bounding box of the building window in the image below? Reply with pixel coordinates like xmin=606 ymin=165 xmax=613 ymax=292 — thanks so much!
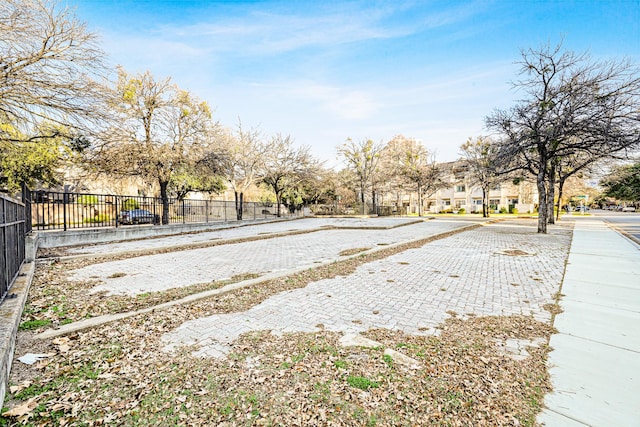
xmin=474 ymin=199 xmax=483 ymax=205
xmin=455 ymin=185 xmax=466 ymax=192
xmin=443 ymin=200 xmax=451 ymax=206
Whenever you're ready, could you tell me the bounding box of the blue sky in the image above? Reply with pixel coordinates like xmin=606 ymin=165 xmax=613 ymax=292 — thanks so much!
xmin=68 ymin=0 xmax=640 ymax=167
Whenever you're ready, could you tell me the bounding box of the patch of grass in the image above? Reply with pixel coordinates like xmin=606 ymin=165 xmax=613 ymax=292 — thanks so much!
xmin=347 ymin=376 xmax=380 ymax=391
xmin=311 ymin=381 xmax=332 ymax=402
xmin=334 ymin=360 xmax=348 ymax=369
xmin=18 ymin=319 xmax=52 ymax=331
xmin=383 ymin=354 xmax=393 ymax=367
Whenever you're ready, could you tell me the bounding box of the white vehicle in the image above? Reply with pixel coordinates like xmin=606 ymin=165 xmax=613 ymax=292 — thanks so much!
xmin=622 ymin=206 xmax=637 ymax=212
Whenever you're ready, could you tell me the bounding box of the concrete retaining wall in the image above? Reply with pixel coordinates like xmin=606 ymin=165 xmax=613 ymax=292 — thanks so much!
xmin=34 ymin=218 xmax=293 ymax=251
xmin=0 ymin=261 xmax=35 ymax=407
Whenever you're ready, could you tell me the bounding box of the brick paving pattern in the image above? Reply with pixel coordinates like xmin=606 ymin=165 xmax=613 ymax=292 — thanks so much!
xmin=69 ymin=219 xmax=473 ymax=296
xmin=65 ymin=217 xmax=426 ymax=256
xmin=161 ymin=220 xmax=571 ymax=358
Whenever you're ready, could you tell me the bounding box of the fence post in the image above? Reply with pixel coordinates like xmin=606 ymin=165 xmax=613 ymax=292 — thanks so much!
xmin=205 ymin=200 xmax=209 ymax=223
xmin=182 ymin=199 xmax=186 ymax=224
xmin=63 ymin=191 xmax=68 ymax=231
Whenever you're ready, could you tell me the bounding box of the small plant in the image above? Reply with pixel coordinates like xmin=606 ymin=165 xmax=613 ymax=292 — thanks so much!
xmin=347 ymin=375 xmax=380 ymax=391
xmin=383 ymin=354 xmax=393 ymax=366
xmin=83 ymin=213 xmax=110 ymax=224
xmin=510 ymin=207 xmax=519 ymax=214
xmin=458 ymin=208 xmax=465 ymax=214
xmin=334 ymin=360 xmax=348 ymax=369
xmin=19 ymin=319 xmax=52 ymax=331
xmin=499 ymin=207 xmax=508 ymax=214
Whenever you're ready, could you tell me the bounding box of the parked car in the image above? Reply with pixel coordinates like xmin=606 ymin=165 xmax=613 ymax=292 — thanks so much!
xmin=119 ymin=209 xmax=160 ymax=225
xmin=622 ymin=206 xmax=637 ymax=212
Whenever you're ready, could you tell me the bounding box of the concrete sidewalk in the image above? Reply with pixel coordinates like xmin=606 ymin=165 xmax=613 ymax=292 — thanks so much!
xmin=538 ymin=218 xmax=640 ymax=426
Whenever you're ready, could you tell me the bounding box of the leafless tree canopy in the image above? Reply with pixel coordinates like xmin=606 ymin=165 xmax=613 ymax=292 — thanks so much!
xmin=460 ymin=136 xmax=502 ymax=218
xmin=200 ymin=122 xmax=267 ymax=220
xmin=486 ymin=43 xmax=640 ymax=233
xmin=381 ymin=135 xmax=443 ymax=217
xmin=0 ymin=0 xmax=107 ymax=140
xmin=337 ymin=138 xmax=384 ymax=214
xmin=262 ymin=134 xmax=318 ymax=217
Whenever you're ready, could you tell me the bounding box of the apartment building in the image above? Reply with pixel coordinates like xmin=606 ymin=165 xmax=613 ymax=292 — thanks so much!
xmin=380 ymin=161 xmax=539 ymax=215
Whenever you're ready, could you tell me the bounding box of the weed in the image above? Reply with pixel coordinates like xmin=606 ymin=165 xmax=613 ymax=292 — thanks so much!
xmin=334 ymin=360 xmax=347 ymax=369
xmin=383 ymin=354 xmax=393 ymax=367
xmin=19 ymin=319 xmax=52 ymax=331
xmin=347 ymin=376 xmax=380 ymax=391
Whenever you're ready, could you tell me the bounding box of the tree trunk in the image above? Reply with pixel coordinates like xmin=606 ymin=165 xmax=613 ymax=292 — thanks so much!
xmin=276 ymin=192 xmax=282 ymax=217
xmin=417 ymin=184 xmax=423 ymax=216
xmin=536 ymin=170 xmax=548 ymax=234
xmin=482 ymin=185 xmax=490 ymax=218
xmin=234 ymin=191 xmax=243 ymax=220
xmin=547 ymin=163 xmax=556 ymax=225
xmin=555 ymin=178 xmax=565 ymax=222
xmin=160 ymin=180 xmax=169 ymax=225
xmin=371 ymin=189 xmax=376 ymax=215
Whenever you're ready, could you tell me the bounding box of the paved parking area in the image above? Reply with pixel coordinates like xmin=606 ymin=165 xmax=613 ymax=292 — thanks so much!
xmin=161 ymin=220 xmax=571 ymax=358
xmin=64 ymin=217 xmax=428 ymax=256
xmin=69 ymin=218 xmax=476 ymax=296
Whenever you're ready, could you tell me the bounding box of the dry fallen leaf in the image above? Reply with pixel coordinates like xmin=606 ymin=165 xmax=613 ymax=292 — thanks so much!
xmin=2 ymin=397 xmax=38 ymax=417
xmin=9 ymin=380 xmax=32 ymax=394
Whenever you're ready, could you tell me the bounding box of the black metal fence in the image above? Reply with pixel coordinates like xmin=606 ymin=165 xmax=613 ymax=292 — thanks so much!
xmin=1 ymin=193 xmax=26 ymax=303
xmin=29 ymin=189 xmax=301 ymax=231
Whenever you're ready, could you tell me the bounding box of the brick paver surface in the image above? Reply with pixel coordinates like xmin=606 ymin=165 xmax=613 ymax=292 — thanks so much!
xmin=69 ymin=219 xmax=474 ymax=296
xmin=161 ymin=220 xmax=572 ymax=358
xmin=65 ymin=217 xmax=427 ymax=256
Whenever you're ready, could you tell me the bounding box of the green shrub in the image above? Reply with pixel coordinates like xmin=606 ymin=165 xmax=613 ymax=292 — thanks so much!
xmin=499 ymin=207 xmax=508 ymax=214
xmin=509 ymin=207 xmax=519 ymax=214
xmin=458 ymin=208 xmax=465 ymax=214
xmin=77 ymin=195 xmax=98 ymax=206
xmin=122 ymin=198 xmax=139 ymax=210
xmin=83 ymin=214 xmax=110 ymax=224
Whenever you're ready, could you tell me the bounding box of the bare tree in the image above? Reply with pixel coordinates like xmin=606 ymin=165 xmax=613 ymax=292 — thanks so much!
xmin=337 ymin=138 xmax=384 ymax=214
xmin=93 ymin=68 xmax=214 ymax=224
xmin=0 ymin=0 xmax=107 ymax=141
xmin=486 ymin=42 xmax=640 ymax=233
xmin=200 ymin=123 xmax=266 ymax=220
xmin=460 ymin=136 xmax=501 ymax=217
xmin=383 ymin=135 xmax=443 ymax=216
xmin=262 ymin=134 xmax=318 ymax=217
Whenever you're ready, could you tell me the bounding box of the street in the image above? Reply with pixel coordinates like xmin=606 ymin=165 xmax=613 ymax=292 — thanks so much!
xmin=593 ymin=209 xmax=640 ymax=245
